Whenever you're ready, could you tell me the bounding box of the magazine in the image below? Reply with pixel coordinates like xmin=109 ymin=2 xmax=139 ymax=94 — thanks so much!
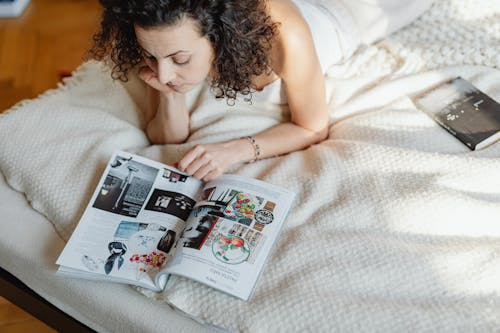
xmin=414 ymin=76 xmax=500 ymax=150
xmin=56 ymin=151 xmax=296 ymax=301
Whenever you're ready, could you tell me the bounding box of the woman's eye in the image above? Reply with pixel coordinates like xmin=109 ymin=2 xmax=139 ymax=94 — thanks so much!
xmin=174 ymin=57 xmax=190 ymax=65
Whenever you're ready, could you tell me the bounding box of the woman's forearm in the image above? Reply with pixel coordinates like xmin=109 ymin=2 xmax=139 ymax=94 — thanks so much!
xmin=231 ymin=122 xmax=329 ymax=164
xmin=176 ymin=121 xmax=328 ymax=181
xmin=146 ymin=88 xmax=190 ymax=144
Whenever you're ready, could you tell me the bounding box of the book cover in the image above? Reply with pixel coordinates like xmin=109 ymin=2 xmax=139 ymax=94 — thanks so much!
xmin=414 ymin=77 xmax=500 ymax=150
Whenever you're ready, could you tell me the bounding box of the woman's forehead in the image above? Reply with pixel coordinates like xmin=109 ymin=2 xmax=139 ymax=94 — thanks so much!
xmin=134 ymin=18 xmax=204 ymax=55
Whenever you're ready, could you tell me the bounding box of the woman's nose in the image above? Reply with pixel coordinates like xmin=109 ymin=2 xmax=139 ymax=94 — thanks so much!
xmin=157 ymin=61 xmax=176 ymax=85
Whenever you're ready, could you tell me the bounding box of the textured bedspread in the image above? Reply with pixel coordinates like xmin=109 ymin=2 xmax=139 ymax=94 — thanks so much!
xmin=0 ymin=0 xmax=499 ymax=332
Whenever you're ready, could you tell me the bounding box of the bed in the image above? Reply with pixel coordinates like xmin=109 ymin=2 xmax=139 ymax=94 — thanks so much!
xmin=1 ymin=0 xmax=499 ymax=332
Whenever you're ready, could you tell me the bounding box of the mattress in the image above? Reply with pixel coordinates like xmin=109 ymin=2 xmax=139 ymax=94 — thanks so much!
xmin=0 ymin=172 xmax=213 ymax=332
xmin=0 ymin=0 xmax=499 ymax=332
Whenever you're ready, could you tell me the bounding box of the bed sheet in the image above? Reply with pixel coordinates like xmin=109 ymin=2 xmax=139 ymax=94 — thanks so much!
xmin=0 ymin=172 xmax=213 ymax=333
xmin=0 ymin=0 xmax=499 ymax=332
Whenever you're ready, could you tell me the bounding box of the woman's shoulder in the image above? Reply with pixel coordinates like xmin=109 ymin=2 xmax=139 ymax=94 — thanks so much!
xmin=267 ymin=0 xmax=317 ymax=74
xmin=268 ymin=0 xmax=309 ymax=33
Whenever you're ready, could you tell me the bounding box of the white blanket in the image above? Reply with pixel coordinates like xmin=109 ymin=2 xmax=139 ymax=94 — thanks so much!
xmin=1 ymin=0 xmax=499 ymax=331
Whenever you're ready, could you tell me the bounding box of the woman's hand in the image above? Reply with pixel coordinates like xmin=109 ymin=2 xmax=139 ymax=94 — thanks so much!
xmin=178 ymin=139 xmax=253 ymax=181
xmin=137 ymin=61 xmax=177 ymax=94
xmin=136 ymin=60 xmax=190 ymax=144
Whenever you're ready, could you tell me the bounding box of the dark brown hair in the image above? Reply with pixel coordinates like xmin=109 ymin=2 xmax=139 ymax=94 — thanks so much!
xmin=90 ymin=0 xmax=279 ymax=103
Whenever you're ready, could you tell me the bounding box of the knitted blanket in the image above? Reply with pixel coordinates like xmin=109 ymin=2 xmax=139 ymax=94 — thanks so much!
xmin=0 ymin=0 xmax=499 ymax=331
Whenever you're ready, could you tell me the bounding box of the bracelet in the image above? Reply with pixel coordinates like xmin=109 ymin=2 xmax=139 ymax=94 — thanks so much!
xmin=243 ymin=136 xmax=262 ymax=163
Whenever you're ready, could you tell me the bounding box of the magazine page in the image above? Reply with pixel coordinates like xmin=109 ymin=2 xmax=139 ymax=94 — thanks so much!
xmin=165 ymin=174 xmax=296 ymax=300
xmin=56 ymin=151 xmax=202 ymax=291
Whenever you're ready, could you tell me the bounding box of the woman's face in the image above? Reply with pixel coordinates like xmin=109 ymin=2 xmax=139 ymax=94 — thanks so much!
xmin=135 ymin=17 xmax=215 ymax=93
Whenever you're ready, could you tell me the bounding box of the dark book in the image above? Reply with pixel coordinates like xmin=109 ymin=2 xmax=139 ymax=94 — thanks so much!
xmin=414 ymin=77 xmax=500 ymax=150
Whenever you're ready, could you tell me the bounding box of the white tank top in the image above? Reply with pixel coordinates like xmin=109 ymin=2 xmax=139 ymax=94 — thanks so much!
xmin=251 ymin=0 xmax=360 ymax=104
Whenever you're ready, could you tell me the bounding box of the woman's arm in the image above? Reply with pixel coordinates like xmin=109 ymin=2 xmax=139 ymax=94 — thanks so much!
xmin=145 ymin=86 xmax=190 ymax=144
xmin=249 ymin=15 xmax=330 ymax=158
xmin=137 ymin=63 xmax=190 ymax=144
xmin=178 ymin=12 xmax=329 ymax=180
xmin=177 ymin=117 xmax=328 ymax=181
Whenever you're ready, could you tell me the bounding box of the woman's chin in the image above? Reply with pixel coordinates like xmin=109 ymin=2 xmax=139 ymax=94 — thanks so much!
xmin=173 ymin=82 xmax=203 ymax=93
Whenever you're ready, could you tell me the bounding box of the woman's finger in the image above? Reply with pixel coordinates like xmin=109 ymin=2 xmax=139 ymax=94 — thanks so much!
xmin=178 ymin=145 xmax=204 ymax=172
xmin=202 ymin=168 xmax=223 ymax=182
xmin=185 ymin=153 xmax=210 ymax=176
xmin=192 ymin=161 xmax=214 ymax=180
xmin=138 ymin=67 xmax=175 ymax=93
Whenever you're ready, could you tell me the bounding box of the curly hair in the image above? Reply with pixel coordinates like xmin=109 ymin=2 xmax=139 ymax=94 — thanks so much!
xmin=89 ymin=0 xmax=279 ymax=103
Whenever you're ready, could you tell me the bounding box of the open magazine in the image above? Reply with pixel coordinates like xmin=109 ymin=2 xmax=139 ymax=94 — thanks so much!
xmin=56 ymin=151 xmax=295 ymax=301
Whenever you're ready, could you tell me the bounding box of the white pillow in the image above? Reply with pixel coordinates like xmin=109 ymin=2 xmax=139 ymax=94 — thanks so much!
xmin=0 ymin=61 xmax=150 ymax=240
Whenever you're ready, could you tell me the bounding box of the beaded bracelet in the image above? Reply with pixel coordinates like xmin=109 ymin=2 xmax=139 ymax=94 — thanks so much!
xmin=243 ymin=135 xmax=262 ymax=163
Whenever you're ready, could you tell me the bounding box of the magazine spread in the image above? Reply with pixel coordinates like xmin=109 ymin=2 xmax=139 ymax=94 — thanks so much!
xmin=414 ymin=76 xmax=500 ymax=150
xmin=56 ymin=151 xmax=296 ymax=301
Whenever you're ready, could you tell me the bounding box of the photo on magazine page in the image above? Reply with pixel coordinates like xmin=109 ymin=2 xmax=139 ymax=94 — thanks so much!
xmin=177 ymin=187 xmax=275 ymax=265
xmin=113 ymin=221 xmax=175 ymax=281
xmin=88 ymin=221 xmax=176 ymax=280
xmin=164 ymin=177 xmax=293 ymax=300
xmin=92 ymin=155 xmax=158 ymax=217
xmin=178 ymin=205 xmax=267 ymax=265
xmin=91 ymin=154 xmax=199 ymax=222
xmin=83 ymin=154 xmax=200 ymax=280
xmin=144 ymin=188 xmax=196 ymax=221
xmin=57 ymin=151 xmax=202 ymax=288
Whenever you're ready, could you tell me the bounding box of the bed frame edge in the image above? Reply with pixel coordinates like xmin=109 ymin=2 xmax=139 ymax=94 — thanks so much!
xmin=0 ymin=267 xmax=96 ymax=333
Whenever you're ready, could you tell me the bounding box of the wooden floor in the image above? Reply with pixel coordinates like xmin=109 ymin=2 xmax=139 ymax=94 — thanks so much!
xmin=0 ymin=0 xmax=102 ymax=112
xmin=0 ymin=0 xmax=102 ymax=331
xmin=0 ymin=296 xmax=56 ymax=333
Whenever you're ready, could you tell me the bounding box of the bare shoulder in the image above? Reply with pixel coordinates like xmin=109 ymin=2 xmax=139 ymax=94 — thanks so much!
xmin=267 ymin=0 xmax=311 ymax=46
xmin=267 ymin=0 xmax=302 ymax=21
xmin=266 ymin=0 xmax=317 ymax=75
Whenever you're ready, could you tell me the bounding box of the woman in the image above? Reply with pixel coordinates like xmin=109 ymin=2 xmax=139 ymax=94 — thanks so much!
xmin=91 ymin=0 xmax=433 ymax=181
